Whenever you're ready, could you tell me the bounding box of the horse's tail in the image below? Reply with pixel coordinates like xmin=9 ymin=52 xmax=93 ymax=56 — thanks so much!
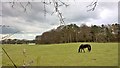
xmin=88 ymin=45 xmax=91 ymax=52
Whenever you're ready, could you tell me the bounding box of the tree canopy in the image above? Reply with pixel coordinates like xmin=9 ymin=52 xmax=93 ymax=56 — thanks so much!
xmin=35 ymin=23 xmax=120 ymax=44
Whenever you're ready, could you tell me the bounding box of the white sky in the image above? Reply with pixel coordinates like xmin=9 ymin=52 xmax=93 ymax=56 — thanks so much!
xmin=1 ymin=0 xmax=118 ymax=40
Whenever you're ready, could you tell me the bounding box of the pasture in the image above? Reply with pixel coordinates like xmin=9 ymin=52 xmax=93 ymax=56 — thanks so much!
xmin=2 ymin=43 xmax=118 ymax=66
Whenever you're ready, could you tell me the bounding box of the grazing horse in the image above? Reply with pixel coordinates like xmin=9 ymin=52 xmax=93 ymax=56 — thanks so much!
xmin=78 ymin=44 xmax=91 ymax=53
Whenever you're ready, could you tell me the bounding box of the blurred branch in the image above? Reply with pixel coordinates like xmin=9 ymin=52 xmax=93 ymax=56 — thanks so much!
xmin=20 ymin=2 xmax=32 ymax=12
xmin=8 ymin=0 xmax=98 ymax=25
xmin=2 ymin=48 xmax=17 ymax=68
xmin=87 ymin=0 xmax=98 ymax=11
xmin=58 ymin=0 xmax=69 ymax=7
xmin=52 ymin=0 xmax=68 ymax=25
xmin=8 ymin=0 xmax=69 ymax=25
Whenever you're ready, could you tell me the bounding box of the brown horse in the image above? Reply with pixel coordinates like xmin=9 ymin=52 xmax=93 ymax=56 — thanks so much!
xmin=78 ymin=44 xmax=91 ymax=53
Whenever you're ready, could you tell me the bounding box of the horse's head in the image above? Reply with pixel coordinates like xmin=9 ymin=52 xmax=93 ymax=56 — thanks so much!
xmin=88 ymin=46 xmax=91 ymax=52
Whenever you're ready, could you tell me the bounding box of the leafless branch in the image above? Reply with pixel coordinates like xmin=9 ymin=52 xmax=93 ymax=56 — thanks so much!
xmin=58 ymin=0 xmax=69 ymax=7
xmin=8 ymin=0 xmax=69 ymax=25
xmin=87 ymin=0 xmax=98 ymax=11
xmin=8 ymin=0 xmax=99 ymax=25
xmin=43 ymin=0 xmax=47 ymax=17
xmin=51 ymin=0 xmax=68 ymax=25
xmin=19 ymin=2 xmax=32 ymax=12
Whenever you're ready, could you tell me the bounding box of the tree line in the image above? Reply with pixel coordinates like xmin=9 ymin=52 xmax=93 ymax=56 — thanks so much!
xmin=35 ymin=23 xmax=120 ymax=44
xmin=1 ymin=39 xmax=35 ymax=44
xmin=1 ymin=23 xmax=119 ymax=44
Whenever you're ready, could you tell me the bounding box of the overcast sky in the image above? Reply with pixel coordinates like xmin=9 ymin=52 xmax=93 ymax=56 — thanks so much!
xmin=1 ymin=1 xmax=118 ymax=40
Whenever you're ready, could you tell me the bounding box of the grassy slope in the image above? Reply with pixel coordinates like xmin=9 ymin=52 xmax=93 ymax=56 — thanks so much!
xmin=2 ymin=43 xmax=118 ymax=66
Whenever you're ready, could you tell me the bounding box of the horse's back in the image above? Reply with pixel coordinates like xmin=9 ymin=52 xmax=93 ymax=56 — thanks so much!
xmin=84 ymin=44 xmax=91 ymax=46
xmin=80 ymin=44 xmax=91 ymax=48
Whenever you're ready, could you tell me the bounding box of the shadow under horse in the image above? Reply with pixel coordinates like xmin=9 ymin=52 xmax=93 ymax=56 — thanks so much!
xmin=78 ymin=44 xmax=91 ymax=53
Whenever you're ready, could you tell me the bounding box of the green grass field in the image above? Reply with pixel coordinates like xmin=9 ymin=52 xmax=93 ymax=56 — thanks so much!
xmin=1 ymin=43 xmax=118 ymax=66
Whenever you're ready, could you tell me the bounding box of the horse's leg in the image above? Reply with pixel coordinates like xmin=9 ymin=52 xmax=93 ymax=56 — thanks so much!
xmin=87 ymin=48 xmax=89 ymax=52
xmin=83 ymin=49 xmax=85 ymax=53
xmin=80 ymin=49 xmax=82 ymax=53
xmin=80 ymin=49 xmax=82 ymax=52
xmin=79 ymin=49 xmax=81 ymax=53
xmin=81 ymin=49 xmax=83 ymax=53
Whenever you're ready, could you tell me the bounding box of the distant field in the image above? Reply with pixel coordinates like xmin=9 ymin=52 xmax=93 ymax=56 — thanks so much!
xmin=2 ymin=43 xmax=118 ymax=66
